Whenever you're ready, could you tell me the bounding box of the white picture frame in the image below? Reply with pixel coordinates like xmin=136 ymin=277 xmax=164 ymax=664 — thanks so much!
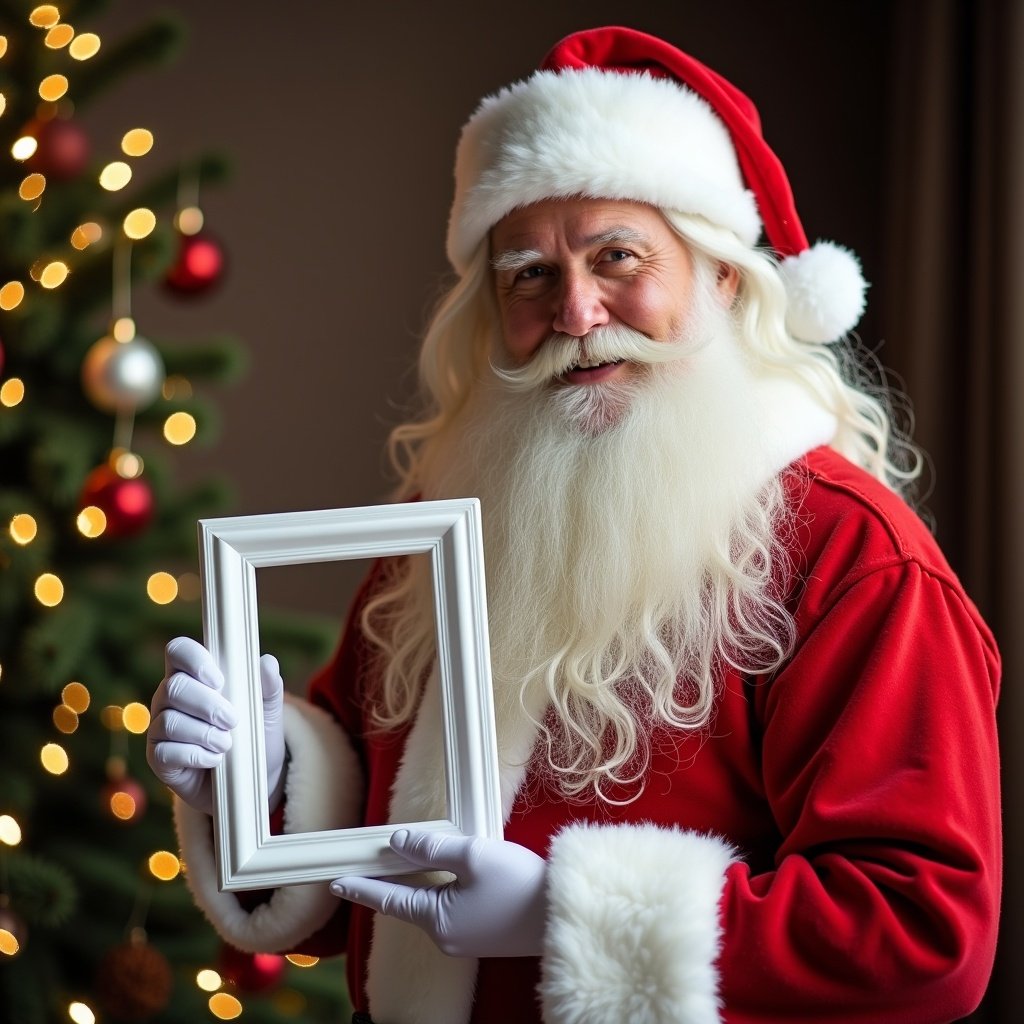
xmin=197 ymin=498 xmax=502 ymax=892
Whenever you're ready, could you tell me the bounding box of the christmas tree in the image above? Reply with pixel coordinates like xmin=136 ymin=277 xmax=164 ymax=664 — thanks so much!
xmin=0 ymin=2 xmax=349 ymax=1020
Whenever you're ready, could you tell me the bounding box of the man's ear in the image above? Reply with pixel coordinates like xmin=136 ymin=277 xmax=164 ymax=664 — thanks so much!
xmin=715 ymin=262 xmax=740 ymax=306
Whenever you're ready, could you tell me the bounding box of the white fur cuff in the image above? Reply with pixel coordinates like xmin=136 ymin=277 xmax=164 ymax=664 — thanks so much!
xmin=539 ymin=823 xmax=737 ymax=1024
xmin=175 ymin=694 xmax=365 ymax=953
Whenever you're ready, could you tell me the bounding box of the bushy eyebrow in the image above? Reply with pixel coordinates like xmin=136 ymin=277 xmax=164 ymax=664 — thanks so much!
xmin=490 ymin=248 xmax=544 ymax=274
xmin=490 ymin=227 xmax=651 ymax=274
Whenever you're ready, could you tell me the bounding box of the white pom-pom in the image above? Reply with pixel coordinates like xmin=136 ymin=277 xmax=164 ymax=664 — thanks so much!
xmin=779 ymin=241 xmax=867 ymax=343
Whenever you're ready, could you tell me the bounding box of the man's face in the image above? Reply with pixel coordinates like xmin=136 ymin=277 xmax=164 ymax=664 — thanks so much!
xmin=490 ymin=197 xmax=728 ymax=389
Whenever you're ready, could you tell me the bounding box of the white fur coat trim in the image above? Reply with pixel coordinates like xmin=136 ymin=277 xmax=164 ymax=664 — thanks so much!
xmin=174 ymin=694 xmax=364 ymax=953
xmin=447 ymin=67 xmax=759 ymax=272
xmin=540 ymin=823 xmax=738 ymax=1024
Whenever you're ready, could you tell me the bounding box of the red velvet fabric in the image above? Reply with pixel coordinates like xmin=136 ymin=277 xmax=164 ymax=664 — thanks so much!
xmin=301 ymin=447 xmax=1001 ymax=1022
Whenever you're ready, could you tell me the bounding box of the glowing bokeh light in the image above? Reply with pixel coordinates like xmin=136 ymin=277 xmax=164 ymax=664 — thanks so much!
xmin=176 ymin=206 xmax=204 ymax=235
xmin=70 ymin=222 xmax=102 ymax=249
xmin=100 ymin=705 xmax=124 ymax=731
xmin=149 ymin=851 xmax=181 ymax=881
xmin=0 ymin=930 xmax=19 ymax=956
xmin=122 ymin=702 xmax=150 ymax=734
xmin=0 ymin=379 xmax=26 ymax=407
xmin=147 ymin=572 xmax=178 ymax=605
xmin=10 ymin=514 xmax=38 ymax=545
xmin=41 ymin=742 xmax=69 ymax=775
xmin=99 ymin=161 xmax=131 ymax=191
xmin=121 ymin=128 xmax=153 ymax=156
xmin=0 ymin=282 xmax=24 ymax=310
xmin=68 ymin=32 xmax=100 ymax=60
xmin=11 ymin=135 xmax=37 ymax=161
xmin=109 ymin=790 xmax=137 ymax=820
xmin=39 ymin=261 xmax=69 ymax=289
xmin=34 ymin=573 xmax=64 ymax=607
xmin=29 ymin=6 xmax=60 ymax=29
xmin=68 ymin=1002 xmax=96 ymax=1024
xmin=62 ymin=682 xmax=90 ymax=712
xmin=45 ymin=23 xmax=74 ymax=47
xmin=113 ymin=316 xmax=135 ymax=342
xmin=0 ymin=814 xmax=22 ymax=845
xmin=163 ymin=411 xmax=197 ymax=446
xmin=18 ymin=173 xmax=45 ymax=201
xmin=113 ymin=450 xmax=144 ymax=478
xmin=76 ymin=506 xmax=106 ymax=538
xmin=123 ymin=207 xmax=155 ymax=240
xmin=209 ymin=993 xmax=243 ymax=1020
xmin=38 ymin=74 xmax=68 ymax=102
xmin=285 ymin=953 xmax=319 ymax=967
xmin=53 ymin=704 xmax=79 ymax=734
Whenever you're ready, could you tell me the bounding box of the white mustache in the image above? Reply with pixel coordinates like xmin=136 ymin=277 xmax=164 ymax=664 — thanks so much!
xmin=492 ymin=324 xmax=687 ymax=393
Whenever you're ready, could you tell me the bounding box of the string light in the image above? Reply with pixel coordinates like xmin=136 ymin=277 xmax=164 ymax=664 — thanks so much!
xmin=122 ymin=702 xmax=150 ymax=734
xmin=52 ymin=704 xmax=79 ymax=734
xmin=112 ymin=450 xmax=144 ymax=478
xmin=0 ymin=814 xmax=22 ymax=846
xmin=112 ymin=317 xmax=135 ymax=342
xmin=109 ymin=788 xmax=138 ymax=820
xmin=99 ymin=161 xmax=131 ymax=191
xmin=0 ymin=36 xmax=8 ymax=58
xmin=163 ymin=411 xmax=197 ymax=445
xmin=38 ymin=74 xmax=68 ymax=102
xmin=100 ymin=705 xmax=124 ymax=730
xmin=285 ymin=953 xmax=319 ymax=967
xmin=9 ymin=514 xmax=38 ymax=545
xmin=0 ymin=281 xmax=24 ymax=309
xmin=67 ymin=1002 xmax=96 ymax=1024
xmin=62 ymin=681 xmax=90 ymax=712
xmin=175 ymin=206 xmax=204 ymax=235
xmin=34 ymin=573 xmax=64 ymax=606
xmin=76 ymin=506 xmax=106 ymax=538
xmin=18 ymin=173 xmax=45 ymax=201
xmin=28 ymin=6 xmax=60 ymax=29
xmin=0 ymin=931 xmax=19 ymax=957
xmin=45 ymin=23 xmax=73 ymax=47
xmin=0 ymin=94 xmax=6 ymax=117
xmin=123 ymin=207 xmax=156 ymax=240
xmin=121 ymin=128 xmax=153 ymax=156
xmin=68 ymin=32 xmax=100 ymax=60
xmin=39 ymin=261 xmax=69 ymax=289
xmin=40 ymin=742 xmax=69 ymax=775
xmin=70 ymin=222 xmax=102 ymax=250
xmin=196 ymin=968 xmax=222 ymax=992
xmin=208 ymin=993 xmax=242 ymax=1020
xmin=148 ymin=851 xmax=181 ymax=881
xmin=11 ymin=136 xmax=37 ymax=161
xmin=1 ymin=378 xmax=26 ymax=407
xmin=146 ymin=572 xmax=177 ymax=605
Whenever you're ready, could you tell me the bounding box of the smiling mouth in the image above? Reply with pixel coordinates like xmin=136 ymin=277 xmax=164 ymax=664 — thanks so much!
xmin=560 ymin=359 xmax=626 ymax=384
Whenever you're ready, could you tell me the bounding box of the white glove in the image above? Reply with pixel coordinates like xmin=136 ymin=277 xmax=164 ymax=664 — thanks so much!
xmin=146 ymin=636 xmax=287 ymax=816
xmin=329 ymin=828 xmax=547 ymax=958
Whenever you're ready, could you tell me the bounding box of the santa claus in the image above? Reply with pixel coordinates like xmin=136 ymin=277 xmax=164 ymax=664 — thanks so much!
xmin=148 ymin=26 xmax=1001 ymax=1024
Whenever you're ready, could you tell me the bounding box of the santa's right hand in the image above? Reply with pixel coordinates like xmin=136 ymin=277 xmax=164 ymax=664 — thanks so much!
xmin=147 ymin=636 xmax=240 ymax=816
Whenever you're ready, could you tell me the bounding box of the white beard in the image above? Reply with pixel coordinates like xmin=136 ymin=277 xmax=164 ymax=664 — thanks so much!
xmin=416 ymin=289 xmax=803 ymax=800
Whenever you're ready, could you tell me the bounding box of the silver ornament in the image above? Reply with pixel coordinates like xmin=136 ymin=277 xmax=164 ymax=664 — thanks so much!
xmin=82 ymin=335 xmax=165 ymax=412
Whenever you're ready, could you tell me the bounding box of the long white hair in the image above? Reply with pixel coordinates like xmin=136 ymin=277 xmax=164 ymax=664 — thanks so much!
xmin=360 ymin=211 xmax=923 ymax=802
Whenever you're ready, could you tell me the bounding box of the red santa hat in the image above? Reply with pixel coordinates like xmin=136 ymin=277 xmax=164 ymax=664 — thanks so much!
xmin=446 ymin=26 xmax=867 ymax=344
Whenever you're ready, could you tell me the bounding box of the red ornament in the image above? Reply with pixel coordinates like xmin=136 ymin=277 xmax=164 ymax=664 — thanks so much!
xmin=217 ymin=944 xmax=287 ymax=993
xmin=26 ymin=116 xmax=90 ymax=181
xmin=79 ymin=464 xmax=154 ymax=539
xmin=102 ymin=776 xmax=147 ymax=823
xmin=163 ymin=231 xmax=226 ymax=296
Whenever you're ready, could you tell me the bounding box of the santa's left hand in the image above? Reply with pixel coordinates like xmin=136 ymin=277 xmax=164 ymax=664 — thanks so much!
xmin=330 ymin=828 xmax=547 ymax=958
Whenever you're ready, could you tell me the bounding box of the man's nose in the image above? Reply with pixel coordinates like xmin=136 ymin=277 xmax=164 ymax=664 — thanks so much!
xmin=552 ymin=271 xmax=610 ymax=337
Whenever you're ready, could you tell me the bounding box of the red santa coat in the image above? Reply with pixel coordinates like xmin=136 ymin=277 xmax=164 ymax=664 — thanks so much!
xmin=176 ymin=445 xmax=1001 ymax=1024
